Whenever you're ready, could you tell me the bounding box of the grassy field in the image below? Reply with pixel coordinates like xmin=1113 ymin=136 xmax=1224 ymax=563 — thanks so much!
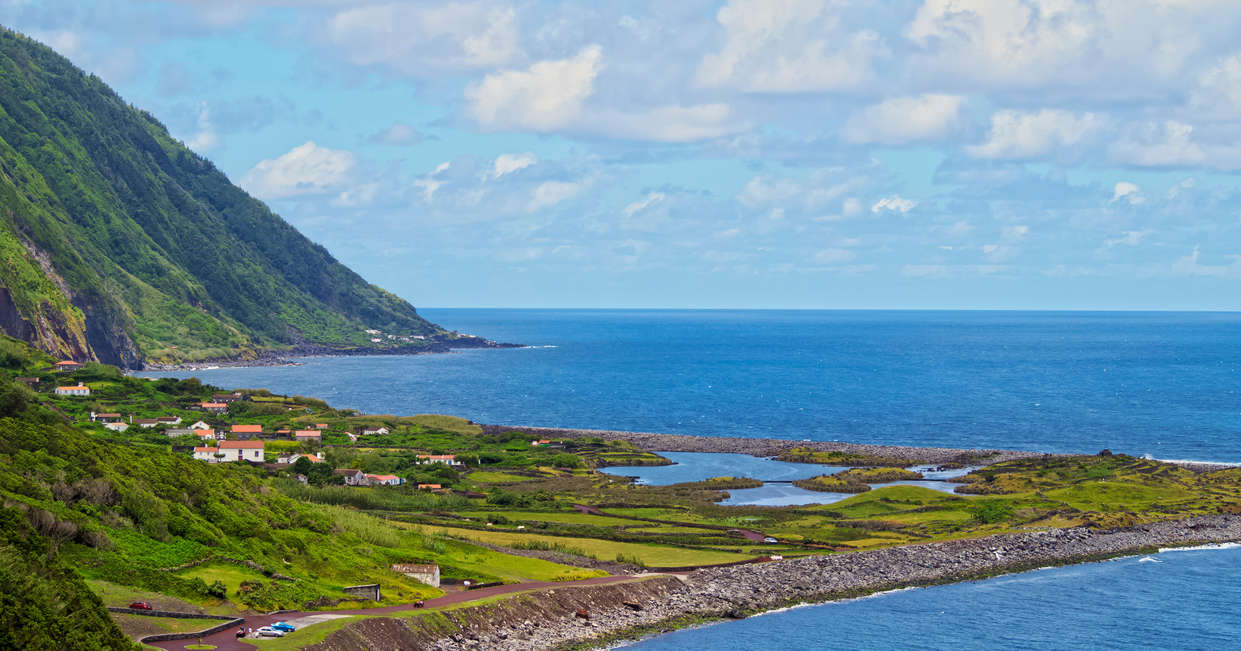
xmin=111 ymin=614 xmax=227 ymax=639
xmin=415 ymin=524 xmax=756 ymax=567
xmin=457 ymin=510 xmax=637 ymax=527
xmin=466 ymin=471 xmax=540 ymax=483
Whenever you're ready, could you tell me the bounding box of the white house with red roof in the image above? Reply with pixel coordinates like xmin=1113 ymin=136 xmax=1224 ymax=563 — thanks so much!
xmin=55 ymin=383 xmax=90 ymax=397
xmin=215 ymin=440 xmax=264 ymax=462
xmin=366 ymin=474 xmax=403 ymax=486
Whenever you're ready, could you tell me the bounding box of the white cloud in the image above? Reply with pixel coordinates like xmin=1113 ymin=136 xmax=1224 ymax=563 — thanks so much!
xmin=841 ymin=94 xmax=964 ymax=144
xmin=600 ymin=103 xmax=741 ymax=143
xmin=1190 ymin=53 xmax=1241 ymax=118
xmin=528 ymin=180 xmax=585 ymax=212
xmin=491 ymin=153 xmax=537 ymax=179
xmin=1110 ymin=182 xmax=1145 ymax=205
xmin=1104 ymin=230 xmax=1153 ymax=248
xmin=982 ymin=243 xmax=1017 ymax=262
xmin=332 ymin=182 xmax=380 ymax=208
xmin=241 ymin=141 xmax=356 ymax=199
xmin=697 ymin=0 xmax=883 ymax=93
xmin=183 ymin=100 xmax=217 ymax=152
xmin=1108 ymin=121 xmax=1241 ymax=170
xmin=1171 ymin=246 xmax=1241 ymax=277
xmin=467 ymin=45 xmax=603 ymax=132
xmin=968 ymin=110 xmax=1104 ymax=159
xmin=623 ymin=192 xmax=666 ymax=217
xmin=369 ymin=123 xmax=422 ymax=146
xmin=1002 ymin=225 xmax=1029 ymax=241
xmin=328 ymin=2 xmax=520 ymax=75
xmin=871 ymin=196 xmax=917 ymax=213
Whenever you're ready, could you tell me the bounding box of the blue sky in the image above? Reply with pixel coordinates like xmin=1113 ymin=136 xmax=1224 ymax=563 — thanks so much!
xmin=6 ymin=0 xmax=1241 ymax=309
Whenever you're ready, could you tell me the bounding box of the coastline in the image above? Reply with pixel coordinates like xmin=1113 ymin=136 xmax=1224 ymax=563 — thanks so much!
xmin=352 ymin=514 xmax=1241 ymax=650
xmin=138 ymin=336 xmax=523 ymax=371
xmin=481 ymin=425 xmax=1238 ymax=472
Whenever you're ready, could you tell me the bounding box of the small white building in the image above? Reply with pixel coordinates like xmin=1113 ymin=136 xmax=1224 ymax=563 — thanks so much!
xmin=366 ymin=474 xmax=403 ymax=486
xmin=55 ymin=383 xmax=90 ymax=397
xmin=392 ymin=563 xmax=440 ymax=588
xmin=360 ymin=426 xmax=390 ymax=436
xmin=188 ymin=420 xmax=212 ymax=430
xmin=195 ymin=440 xmax=264 ymax=463
xmin=103 ymin=421 xmax=129 ymax=432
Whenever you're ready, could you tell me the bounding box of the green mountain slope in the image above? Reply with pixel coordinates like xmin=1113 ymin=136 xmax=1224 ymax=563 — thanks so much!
xmin=0 ymin=28 xmax=454 ymax=367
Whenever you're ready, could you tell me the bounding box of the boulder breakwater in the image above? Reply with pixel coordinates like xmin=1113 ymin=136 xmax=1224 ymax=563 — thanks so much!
xmin=315 ymin=514 xmax=1241 ymax=650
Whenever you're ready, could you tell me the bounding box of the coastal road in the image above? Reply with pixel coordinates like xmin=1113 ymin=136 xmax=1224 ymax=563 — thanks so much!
xmin=147 ymin=574 xmax=653 ymax=651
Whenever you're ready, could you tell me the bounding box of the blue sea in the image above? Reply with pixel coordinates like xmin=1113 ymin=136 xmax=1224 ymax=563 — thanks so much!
xmin=141 ymin=309 xmax=1241 ymax=463
xmin=137 ymin=309 xmax=1241 ymax=649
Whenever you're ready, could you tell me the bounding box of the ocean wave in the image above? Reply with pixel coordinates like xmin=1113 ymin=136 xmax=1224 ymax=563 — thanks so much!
xmin=1157 ymin=542 xmax=1241 ymax=553
xmin=1140 ymin=454 xmax=1241 ymax=467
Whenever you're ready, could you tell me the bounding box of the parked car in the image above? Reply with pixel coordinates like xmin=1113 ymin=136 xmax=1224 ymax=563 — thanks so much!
xmin=271 ymin=622 xmax=296 ymax=632
xmin=256 ymin=626 xmax=285 ymax=637
xmin=128 ymin=602 xmax=152 ymax=610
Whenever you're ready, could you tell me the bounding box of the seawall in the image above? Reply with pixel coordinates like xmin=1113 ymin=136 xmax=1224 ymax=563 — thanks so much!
xmin=336 ymin=514 xmax=1241 ymax=650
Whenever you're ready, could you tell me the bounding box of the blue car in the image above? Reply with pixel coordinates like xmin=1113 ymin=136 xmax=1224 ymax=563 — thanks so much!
xmin=271 ymin=622 xmax=296 ymax=633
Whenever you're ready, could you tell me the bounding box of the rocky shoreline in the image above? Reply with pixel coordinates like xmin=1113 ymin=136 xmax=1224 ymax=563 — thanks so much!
xmin=385 ymin=514 xmax=1240 ymax=650
xmin=140 ymin=336 xmax=522 ymax=371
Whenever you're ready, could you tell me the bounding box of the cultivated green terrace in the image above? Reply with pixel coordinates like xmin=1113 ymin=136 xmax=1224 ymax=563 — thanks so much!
xmin=0 ymin=27 xmax=472 ymax=367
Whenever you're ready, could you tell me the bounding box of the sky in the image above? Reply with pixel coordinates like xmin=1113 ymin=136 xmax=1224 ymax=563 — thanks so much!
xmin=5 ymin=0 xmax=1241 ymax=310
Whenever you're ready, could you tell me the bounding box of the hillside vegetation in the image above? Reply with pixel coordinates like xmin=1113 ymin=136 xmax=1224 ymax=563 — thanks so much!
xmin=0 ymin=27 xmax=453 ymax=366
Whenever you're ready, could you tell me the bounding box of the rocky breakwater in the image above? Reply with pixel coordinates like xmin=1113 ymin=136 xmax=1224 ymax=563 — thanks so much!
xmin=395 ymin=515 xmax=1241 ymax=650
xmin=481 ymin=425 xmax=1038 ymax=465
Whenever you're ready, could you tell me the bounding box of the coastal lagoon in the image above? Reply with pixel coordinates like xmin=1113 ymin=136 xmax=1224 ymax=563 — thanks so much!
xmin=599 ymin=452 xmax=965 ymax=506
xmin=139 ymin=309 xmax=1241 ymax=464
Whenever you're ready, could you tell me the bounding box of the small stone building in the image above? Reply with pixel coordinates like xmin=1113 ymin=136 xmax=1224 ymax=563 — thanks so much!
xmin=392 ymin=563 xmax=440 ymax=588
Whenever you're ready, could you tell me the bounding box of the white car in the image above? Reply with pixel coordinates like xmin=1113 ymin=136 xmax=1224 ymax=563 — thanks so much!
xmin=256 ymin=626 xmax=286 ymax=637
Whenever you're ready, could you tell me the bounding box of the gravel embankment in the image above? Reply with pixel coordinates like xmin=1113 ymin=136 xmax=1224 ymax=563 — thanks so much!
xmin=412 ymin=514 xmax=1241 ymax=650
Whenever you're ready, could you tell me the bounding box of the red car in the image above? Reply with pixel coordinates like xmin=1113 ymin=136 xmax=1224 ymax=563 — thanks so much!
xmin=128 ymin=602 xmax=153 ymax=610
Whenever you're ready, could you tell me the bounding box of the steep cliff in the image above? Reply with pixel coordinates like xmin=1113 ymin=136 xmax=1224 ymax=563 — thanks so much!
xmin=0 ymin=27 xmax=449 ymax=367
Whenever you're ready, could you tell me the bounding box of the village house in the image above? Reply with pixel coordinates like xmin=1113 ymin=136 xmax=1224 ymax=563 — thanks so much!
xmin=156 ymin=416 xmax=182 ymax=426
xmin=294 ymin=429 xmax=321 ymax=442
xmin=132 ymin=418 xmax=161 ymax=428
xmin=215 ymin=440 xmax=264 ymax=463
xmin=334 ymin=468 xmax=366 ymax=486
xmin=103 ymin=421 xmax=129 ymax=432
xmin=211 ymin=392 xmax=246 ymax=403
xmin=416 ymin=483 xmax=442 ymax=490
xmin=314 ymin=423 xmax=329 ymax=430
xmin=392 ymin=563 xmax=440 ymax=588
xmin=195 ymin=428 xmax=222 ymax=441
xmin=275 ymin=428 xmax=291 ymax=437
xmin=54 ymin=360 xmax=82 ymax=371
xmin=188 ymin=420 xmax=212 ymax=430
xmin=415 ymin=454 xmax=462 ymax=467
xmin=165 ymin=428 xmax=195 ymax=439
xmin=15 ymin=377 xmax=39 ymax=386
xmin=359 ymin=426 xmax=390 ymax=436
xmin=55 ymin=383 xmax=90 ymax=397
xmin=366 ymin=474 xmax=403 ymax=486
xmin=192 ymin=446 xmax=220 ymax=462
xmin=90 ymin=412 xmax=122 ymax=423
xmin=231 ymin=424 xmax=263 ymax=438
xmin=199 ymin=402 xmax=228 ymax=413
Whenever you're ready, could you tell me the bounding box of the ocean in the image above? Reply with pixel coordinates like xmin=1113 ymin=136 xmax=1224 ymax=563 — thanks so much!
xmin=141 ymin=309 xmax=1241 ymax=463
xmin=137 ymin=309 xmax=1241 ymax=649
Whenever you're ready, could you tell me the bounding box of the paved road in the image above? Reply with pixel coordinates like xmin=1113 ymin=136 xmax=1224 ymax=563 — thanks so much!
xmin=148 ymin=574 xmax=648 ymax=651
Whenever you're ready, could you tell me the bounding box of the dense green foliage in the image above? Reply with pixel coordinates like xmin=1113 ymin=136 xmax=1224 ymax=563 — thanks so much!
xmin=0 ymin=506 xmax=136 ymax=650
xmin=0 ymin=28 xmax=442 ymax=365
